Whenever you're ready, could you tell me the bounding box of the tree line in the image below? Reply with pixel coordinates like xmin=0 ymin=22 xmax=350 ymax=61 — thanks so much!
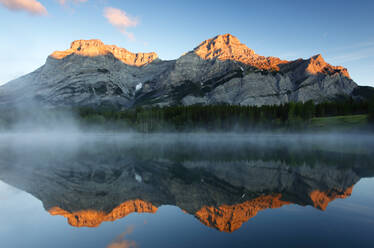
xmin=77 ymin=98 xmax=373 ymax=132
xmin=0 ymin=98 xmax=372 ymax=132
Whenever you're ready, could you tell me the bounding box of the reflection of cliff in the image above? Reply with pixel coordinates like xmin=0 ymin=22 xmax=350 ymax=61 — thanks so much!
xmin=0 ymin=136 xmax=372 ymax=232
xmin=49 ymin=200 xmax=157 ymax=227
xmin=195 ymin=194 xmax=290 ymax=232
xmin=196 ymin=186 xmax=354 ymax=232
xmin=310 ymin=186 xmax=353 ymax=211
xmin=46 ymin=187 xmax=354 ymax=231
xmin=1 ymin=158 xmax=359 ymax=231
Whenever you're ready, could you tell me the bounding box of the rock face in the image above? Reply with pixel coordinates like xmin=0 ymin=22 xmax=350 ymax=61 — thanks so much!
xmin=194 ymin=34 xmax=288 ymax=71
xmin=0 ymin=34 xmax=357 ymax=109
xmin=51 ymin=39 xmax=158 ymax=67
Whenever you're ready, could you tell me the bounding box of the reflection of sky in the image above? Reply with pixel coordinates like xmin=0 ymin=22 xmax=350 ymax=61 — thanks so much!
xmin=0 ymin=178 xmax=374 ymax=248
xmin=0 ymin=181 xmax=22 ymax=200
xmin=327 ymin=179 xmax=374 ymax=223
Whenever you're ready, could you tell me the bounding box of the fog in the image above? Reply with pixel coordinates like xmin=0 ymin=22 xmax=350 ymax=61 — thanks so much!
xmin=1 ymin=117 xmax=374 ymax=236
xmin=0 ymin=107 xmax=373 ymax=155
xmin=0 ymin=106 xmax=373 ymax=173
xmin=1 ymin=123 xmax=373 ymax=248
xmin=1 ymin=131 xmax=374 ymax=165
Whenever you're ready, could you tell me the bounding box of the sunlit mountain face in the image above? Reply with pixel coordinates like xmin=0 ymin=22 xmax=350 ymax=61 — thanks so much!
xmin=0 ymin=34 xmax=358 ymax=109
xmin=0 ymin=134 xmax=373 ymax=233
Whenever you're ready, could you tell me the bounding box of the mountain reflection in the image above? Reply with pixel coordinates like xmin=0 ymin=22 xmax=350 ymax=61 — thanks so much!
xmin=0 ymin=134 xmax=373 ymax=232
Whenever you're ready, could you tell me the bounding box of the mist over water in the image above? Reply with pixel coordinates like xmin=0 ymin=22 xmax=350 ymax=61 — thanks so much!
xmin=0 ymin=111 xmax=374 ymax=248
xmin=1 ymin=130 xmax=374 ymax=170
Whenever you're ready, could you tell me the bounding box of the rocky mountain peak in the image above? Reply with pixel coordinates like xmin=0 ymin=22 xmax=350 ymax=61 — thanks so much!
xmin=306 ymin=53 xmax=350 ymax=78
xmin=50 ymin=39 xmax=158 ymax=67
xmin=69 ymin=39 xmax=107 ymax=53
xmin=309 ymin=54 xmax=328 ymax=67
xmin=194 ymin=34 xmax=288 ymax=70
xmin=311 ymin=53 xmax=324 ymax=61
xmin=194 ymin=33 xmax=256 ymax=60
xmin=0 ymin=34 xmax=357 ymax=109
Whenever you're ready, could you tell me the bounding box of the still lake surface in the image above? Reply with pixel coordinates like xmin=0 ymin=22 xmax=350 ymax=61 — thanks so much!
xmin=0 ymin=133 xmax=373 ymax=248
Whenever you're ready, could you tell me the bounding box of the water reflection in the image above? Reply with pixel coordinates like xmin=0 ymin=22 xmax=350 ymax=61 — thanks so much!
xmin=0 ymin=133 xmax=373 ymax=232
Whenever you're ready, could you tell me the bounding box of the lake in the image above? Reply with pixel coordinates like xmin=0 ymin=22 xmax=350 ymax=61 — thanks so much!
xmin=0 ymin=133 xmax=373 ymax=248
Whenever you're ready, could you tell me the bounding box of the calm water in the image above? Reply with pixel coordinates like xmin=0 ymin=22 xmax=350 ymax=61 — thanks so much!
xmin=0 ymin=133 xmax=373 ymax=248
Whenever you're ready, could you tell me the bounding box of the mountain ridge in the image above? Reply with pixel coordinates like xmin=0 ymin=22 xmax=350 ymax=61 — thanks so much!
xmin=0 ymin=34 xmax=358 ymax=109
xmin=193 ymin=34 xmax=289 ymax=71
xmin=50 ymin=39 xmax=158 ymax=67
xmin=49 ymin=34 xmax=350 ymax=77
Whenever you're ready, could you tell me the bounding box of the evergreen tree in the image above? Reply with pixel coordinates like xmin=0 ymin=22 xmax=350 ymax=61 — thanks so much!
xmin=369 ymin=97 xmax=374 ymax=124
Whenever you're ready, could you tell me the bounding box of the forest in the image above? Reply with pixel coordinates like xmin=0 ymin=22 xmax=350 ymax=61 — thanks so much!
xmin=0 ymin=97 xmax=373 ymax=132
xmin=75 ymin=98 xmax=374 ymax=132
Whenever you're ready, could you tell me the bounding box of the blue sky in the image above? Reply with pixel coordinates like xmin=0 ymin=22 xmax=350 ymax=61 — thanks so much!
xmin=0 ymin=0 xmax=373 ymax=86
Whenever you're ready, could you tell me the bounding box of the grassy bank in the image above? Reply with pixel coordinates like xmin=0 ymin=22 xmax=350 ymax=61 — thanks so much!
xmin=309 ymin=114 xmax=369 ymax=130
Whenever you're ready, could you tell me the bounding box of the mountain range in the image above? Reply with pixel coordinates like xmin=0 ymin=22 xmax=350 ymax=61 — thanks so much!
xmin=0 ymin=34 xmax=369 ymax=109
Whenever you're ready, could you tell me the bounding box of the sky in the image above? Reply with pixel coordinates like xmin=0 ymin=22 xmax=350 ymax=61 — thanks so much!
xmin=0 ymin=0 xmax=373 ymax=86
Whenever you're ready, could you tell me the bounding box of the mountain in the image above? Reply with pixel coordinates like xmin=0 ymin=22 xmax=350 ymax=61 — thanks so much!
xmin=0 ymin=34 xmax=358 ymax=109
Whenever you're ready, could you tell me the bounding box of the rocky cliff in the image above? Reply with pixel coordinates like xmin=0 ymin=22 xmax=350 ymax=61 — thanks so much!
xmin=0 ymin=34 xmax=357 ymax=109
xmin=51 ymin=39 xmax=158 ymax=66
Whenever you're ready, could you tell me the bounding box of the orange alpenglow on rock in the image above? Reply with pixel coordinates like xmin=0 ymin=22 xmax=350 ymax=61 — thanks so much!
xmin=193 ymin=34 xmax=289 ymax=71
xmin=47 ymin=187 xmax=354 ymax=230
xmin=194 ymin=34 xmax=350 ymax=77
xmin=195 ymin=194 xmax=291 ymax=232
xmin=48 ymin=199 xmax=158 ymax=227
xmin=50 ymin=39 xmax=158 ymax=67
xmin=194 ymin=187 xmax=354 ymax=232
xmin=306 ymin=54 xmax=350 ymax=78
xmin=309 ymin=186 xmax=354 ymax=211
